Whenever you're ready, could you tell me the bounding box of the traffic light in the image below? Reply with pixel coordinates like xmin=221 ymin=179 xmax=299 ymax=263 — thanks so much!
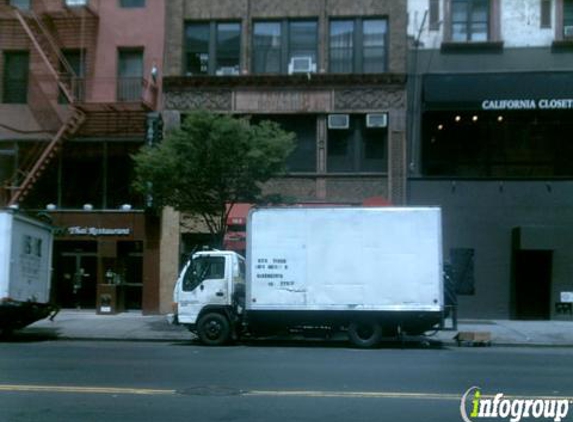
xmin=146 ymin=112 xmax=163 ymax=145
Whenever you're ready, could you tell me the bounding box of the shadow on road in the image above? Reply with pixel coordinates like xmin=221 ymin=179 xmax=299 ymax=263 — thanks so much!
xmin=0 ymin=328 xmax=60 ymax=343
xmin=175 ymin=335 xmax=446 ymax=350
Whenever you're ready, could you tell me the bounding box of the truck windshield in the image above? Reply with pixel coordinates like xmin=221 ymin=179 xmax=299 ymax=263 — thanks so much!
xmin=182 ymin=256 xmax=225 ymax=292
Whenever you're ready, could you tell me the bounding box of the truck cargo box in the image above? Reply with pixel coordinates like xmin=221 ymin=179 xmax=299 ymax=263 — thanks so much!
xmin=246 ymin=207 xmax=443 ymax=313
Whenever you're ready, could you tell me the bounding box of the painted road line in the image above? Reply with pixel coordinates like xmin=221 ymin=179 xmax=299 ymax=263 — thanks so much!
xmin=0 ymin=385 xmax=176 ymax=396
xmin=0 ymin=385 xmax=571 ymax=402
xmin=246 ymin=390 xmax=462 ymax=400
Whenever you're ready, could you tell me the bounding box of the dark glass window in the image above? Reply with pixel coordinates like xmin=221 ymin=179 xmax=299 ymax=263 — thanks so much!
xmin=362 ymin=20 xmax=387 ymax=73
xmin=564 ymin=0 xmax=573 ymax=32
xmin=185 ymin=23 xmax=210 ymax=75
xmin=117 ymin=49 xmax=143 ymax=101
xmin=329 ymin=21 xmax=354 ymax=73
xmin=451 ymin=0 xmax=489 ymax=42
xmin=329 ymin=18 xmax=387 ymax=74
xmin=429 ymin=0 xmax=441 ymax=30
xmin=119 ymin=0 xmax=145 ymax=8
xmin=185 ymin=22 xmax=241 ymax=76
xmin=252 ymin=115 xmax=317 ymax=172
xmin=327 ymin=115 xmax=387 ymax=173
xmin=252 ymin=20 xmax=318 ymax=74
xmin=61 ymin=142 xmax=105 ymax=209
xmin=540 ymin=0 xmax=551 ymax=28
xmin=3 ymin=51 xmax=29 ymax=104
xmin=10 ymin=0 xmax=30 ymax=10
xmin=215 ymin=23 xmax=241 ymax=75
xmin=253 ymin=22 xmax=282 ymax=74
xmin=60 ymin=49 xmax=86 ymax=103
xmin=21 ymin=140 xmax=144 ymax=210
xmin=422 ymin=111 xmax=573 ymax=178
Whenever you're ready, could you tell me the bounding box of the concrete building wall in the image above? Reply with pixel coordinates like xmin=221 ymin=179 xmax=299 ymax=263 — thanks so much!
xmin=91 ymin=0 xmax=165 ymax=102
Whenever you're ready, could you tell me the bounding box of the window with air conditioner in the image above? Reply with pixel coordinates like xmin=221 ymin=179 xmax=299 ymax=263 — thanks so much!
xmin=253 ymin=19 xmax=317 ymax=74
xmin=288 ymin=56 xmax=316 ymax=74
xmin=185 ymin=21 xmax=241 ymax=76
xmin=327 ymin=114 xmax=387 ymax=173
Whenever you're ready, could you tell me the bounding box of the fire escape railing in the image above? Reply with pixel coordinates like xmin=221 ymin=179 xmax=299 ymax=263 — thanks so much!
xmin=5 ymin=8 xmax=85 ymax=207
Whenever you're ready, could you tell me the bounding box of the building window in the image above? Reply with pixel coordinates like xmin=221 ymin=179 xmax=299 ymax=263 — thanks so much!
xmin=329 ymin=18 xmax=388 ymax=74
xmin=9 ymin=0 xmax=30 ymax=10
xmin=185 ymin=22 xmax=241 ymax=76
xmin=422 ymin=110 xmax=573 ymax=178
xmin=252 ymin=20 xmax=318 ymax=74
xmin=327 ymin=115 xmax=387 ymax=173
xmin=2 ymin=51 xmax=29 ymax=104
xmin=451 ymin=0 xmax=489 ymax=42
xmin=251 ymin=115 xmax=317 ymax=172
xmin=117 ymin=49 xmax=143 ymax=101
xmin=429 ymin=0 xmax=441 ymax=30
xmin=119 ymin=0 xmax=145 ymax=7
xmin=59 ymin=49 xmax=86 ymax=103
xmin=564 ymin=0 xmax=573 ymax=36
xmin=540 ymin=0 xmax=552 ymax=28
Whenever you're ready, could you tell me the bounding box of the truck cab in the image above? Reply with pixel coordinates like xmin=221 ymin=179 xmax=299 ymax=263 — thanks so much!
xmin=173 ymin=250 xmax=245 ymax=345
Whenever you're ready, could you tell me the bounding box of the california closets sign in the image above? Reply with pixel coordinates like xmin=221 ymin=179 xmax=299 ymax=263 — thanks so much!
xmin=67 ymin=226 xmax=131 ymax=236
xmin=482 ymin=99 xmax=573 ymax=110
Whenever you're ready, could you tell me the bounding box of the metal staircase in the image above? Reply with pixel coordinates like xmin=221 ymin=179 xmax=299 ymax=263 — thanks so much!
xmin=5 ymin=8 xmax=85 ymax=207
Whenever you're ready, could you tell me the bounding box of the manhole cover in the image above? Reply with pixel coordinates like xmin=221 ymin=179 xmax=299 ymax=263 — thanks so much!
xmin=177 ymin=386 xmax=244 ymax=396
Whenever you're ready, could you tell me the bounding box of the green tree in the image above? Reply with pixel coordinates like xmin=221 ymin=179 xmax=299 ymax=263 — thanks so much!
xmin=133 ymin=110 xmax=295 ymax=247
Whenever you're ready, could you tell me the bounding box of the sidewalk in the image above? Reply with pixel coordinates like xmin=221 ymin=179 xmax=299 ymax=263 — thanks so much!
xmin=14 ymin=310 xmax=573 ymax=347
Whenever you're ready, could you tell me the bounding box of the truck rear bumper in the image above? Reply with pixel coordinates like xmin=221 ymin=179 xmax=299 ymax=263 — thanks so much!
xmin=0 ymin=300 xmax=57 ymax=331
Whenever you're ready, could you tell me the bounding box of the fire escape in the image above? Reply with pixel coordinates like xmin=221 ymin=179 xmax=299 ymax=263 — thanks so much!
xmin=1 ymin=1 xmax=157 ymax=208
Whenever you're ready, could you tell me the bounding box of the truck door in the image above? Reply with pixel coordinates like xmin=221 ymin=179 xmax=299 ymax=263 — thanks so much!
xmin=177 ymin=255 xmax=230 ymax=325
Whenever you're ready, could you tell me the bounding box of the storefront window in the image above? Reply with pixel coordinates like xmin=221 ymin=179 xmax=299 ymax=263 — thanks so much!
xmin=422 ymin=110 xmax=573 ymax=178
xmin=18 ymin=140 xmax=144 ymax=210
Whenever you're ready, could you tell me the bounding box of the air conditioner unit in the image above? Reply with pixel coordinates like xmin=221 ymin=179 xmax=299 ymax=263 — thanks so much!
xmin=65 ymin=0 xmax=87 ymax=6
xmin=328 ymin=114 xmax=350 ymax=130
xmin=564 ymin=25 xmax=573 ymax=38
xmin=366 ymin=113 xmax=388 ymax=128
xmin=216 ymin=66 xmax=240 ymax=76
xmin=288 ymin=56 xmax=317 ymax=75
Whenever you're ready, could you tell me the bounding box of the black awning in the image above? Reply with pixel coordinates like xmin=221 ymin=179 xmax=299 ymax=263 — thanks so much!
xmin=423 ymin=72 xmax=573 ymax=111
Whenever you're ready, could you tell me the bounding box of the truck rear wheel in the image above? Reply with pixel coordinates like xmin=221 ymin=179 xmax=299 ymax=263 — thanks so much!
xmin=197 ymin=313 xmax=231 ymax=346
xmin=348 ymin=321 xmax=383 ymax=348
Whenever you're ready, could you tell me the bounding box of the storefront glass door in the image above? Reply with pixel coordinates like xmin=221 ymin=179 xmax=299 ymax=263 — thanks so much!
xmin=59 ymin=253 xmax=98 ymax=309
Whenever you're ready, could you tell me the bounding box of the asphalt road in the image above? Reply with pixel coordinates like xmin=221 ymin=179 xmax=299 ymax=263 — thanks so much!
xmin=1 ymin=338 xmax=572 ymax=422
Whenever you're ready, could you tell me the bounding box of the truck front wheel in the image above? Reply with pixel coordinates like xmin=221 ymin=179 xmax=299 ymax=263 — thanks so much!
xmin=197 ymin=313 xmax=231 ymax=346
xmin=348 ymin=321 xmax=383 ymax=348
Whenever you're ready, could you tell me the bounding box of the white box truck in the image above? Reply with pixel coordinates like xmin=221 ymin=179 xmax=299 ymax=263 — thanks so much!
xmin=0 ymin=210 xmax=55 ymax=336
xmin=172 ymin=207 xmax=444 ymax=347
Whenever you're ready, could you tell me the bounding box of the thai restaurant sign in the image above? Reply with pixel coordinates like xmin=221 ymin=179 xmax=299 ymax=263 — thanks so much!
xmin=65 ymin=226 xmax=131 ymax=237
